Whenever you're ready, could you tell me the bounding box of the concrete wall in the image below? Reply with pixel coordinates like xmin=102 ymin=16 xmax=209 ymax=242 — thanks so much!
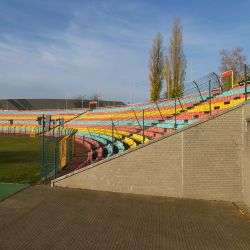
xmin=0 ymin=99 xmax=124 ymax=111
xmin=52 ymin=103 xmax=250 ymax=202
xmin=243 ymin=102 xmax=250 ymax=207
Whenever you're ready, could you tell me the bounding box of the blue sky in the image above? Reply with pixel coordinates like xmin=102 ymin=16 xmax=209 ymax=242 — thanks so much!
xmin=0 ymin=0 xmax=249 ymax=104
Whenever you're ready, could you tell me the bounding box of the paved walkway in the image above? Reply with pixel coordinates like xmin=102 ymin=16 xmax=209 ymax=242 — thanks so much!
xmin=0 ymin=185 xmax=250 ymax=250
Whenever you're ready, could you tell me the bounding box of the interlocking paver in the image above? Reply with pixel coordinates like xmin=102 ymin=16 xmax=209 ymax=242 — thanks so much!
xmin=0 ymin=185 xmax=250 ymax=250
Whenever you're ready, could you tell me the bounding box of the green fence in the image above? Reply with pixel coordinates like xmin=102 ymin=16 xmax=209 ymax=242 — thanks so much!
xmin=40 ymin=128 xmax=77 ymax=182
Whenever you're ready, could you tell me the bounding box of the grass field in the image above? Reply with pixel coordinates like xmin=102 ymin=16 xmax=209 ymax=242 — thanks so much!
xmin=0 ymin=134 xmax=41 ymax=184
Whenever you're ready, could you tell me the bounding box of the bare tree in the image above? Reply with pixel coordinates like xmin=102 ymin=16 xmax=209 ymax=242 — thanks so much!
xmin=219 ymin=46 xmax=249 ymax=90
xmin=89 ymin=92 xmax=102 ymax=101
xmin=74 ymin=94 xmax=87 ymax=101
xmin=73 ymin=94 xmax=88 ymax=108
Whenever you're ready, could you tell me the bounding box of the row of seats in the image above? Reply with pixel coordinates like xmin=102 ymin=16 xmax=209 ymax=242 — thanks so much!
xmin=2 ymin=82 xmax=250 ymax=172
xmin=90 ymin=93 xmax=209 ymax=113
xmin=0 ymin=110 xmax=87 ymax=126
xmin=63 ymin=93 xmax=213 ymax=164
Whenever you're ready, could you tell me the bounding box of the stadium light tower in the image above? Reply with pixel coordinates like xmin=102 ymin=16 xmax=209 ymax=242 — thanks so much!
xmin=148 ymin=78 xmax=150 ymax=102
xmin=114 ymin=83 xmax=115 ymax=107
xmin=130 ymin=80 xmax=132 ymax=105
xmin=66 ymin=92 xmax=67 ymax=109
xmin=82 ymin=90 xmax=83 ymax=109
xmin=191 ymin=56 xmax=193 ymax=96
xmin=98 ymin=87 xmax=99 ymax=108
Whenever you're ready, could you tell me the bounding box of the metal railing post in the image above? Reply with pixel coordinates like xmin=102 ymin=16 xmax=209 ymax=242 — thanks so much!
xmin=245 ymin=64 xmax=247 ymax=102
xmin=110 ymin=117 xmax=121 ymax=142
xmin=155 ymin=102 xmax=163 ymax=120
xmin=87 ymin=127 xmax=93 ymax=140
xmin=83 ymin=135 xmax=85 ymax=167
xmin=209 ymin=80 xmax=211 ymax=116
xmin=54 ymin=148 xmax=56 ymax=180
xmin=53 ymin=123 xmax=54 ymax=140
xmin=42 ymin=114 xmax=45 ymax=171
xmin=112 ymin=121 xmax=114 ymax=156
xmin=131 ymin=108 xmax=142 ymax=129
xmin=172 ymin=89 xmax=184 ymax=111
xmin=212 ymin=72 xmax=223 ymax=93
xmin=193 ymin=81 xmax=203 ymax=101
xmin=45 ymin=139 xmax=47 ymax=181
xmin=143 ymin=109 xmax=145 ymax=143
xmin=175 ymin=96 xmax=177 ymax=130
xmin=58 ymin=118 xmax=60 ymax=138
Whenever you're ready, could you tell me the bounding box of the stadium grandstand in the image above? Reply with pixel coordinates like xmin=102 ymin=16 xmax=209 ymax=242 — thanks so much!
xmin=0 ymin=72 xmax=249 ymax=168
xmin=1 ymin=70 xmax=250 ymax=204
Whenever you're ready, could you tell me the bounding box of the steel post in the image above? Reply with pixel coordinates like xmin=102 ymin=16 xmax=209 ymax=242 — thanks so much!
xmin=54 ymin=148 xmax=56 ymax=180
xmin=112 ymin=122 xmax=114 ymax=156
xmin=193 ymin=81 xmax=203 ymax=101
xmin=209 ymin=80 xmax=211 ymax=116
xmin=172 ymin=89 xmax=184 ymax=111
xmin=131 ymin=108 xmax=142 ymax=129
xmin=245 ymin=64 xmax=247 ymax=101
xmin=175 ymin=96 xmax=177 ymax=130
xmin=59 ymin=119 xmax=60 ymax=138
xmin=155 ymin=102 xmax=163 ymax=120
xmin=143 ymin=109 xmax=145 ymax=143
xmin=87 ymin=127 xmax=93 ymax=140
xmin=212 ymin=72 xmax=223 ymax=93
xmin=42 ymin=114 xmax=44 ymax=171
xmin=45 ymin=138 xmax=47 ymax=181
xmin=83 ymin=136 xmax=85 ymax=167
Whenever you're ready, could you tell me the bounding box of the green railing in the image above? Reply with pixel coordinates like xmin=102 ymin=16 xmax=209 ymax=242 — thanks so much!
xmin=40 ymin=128 xmax=78 ymax=182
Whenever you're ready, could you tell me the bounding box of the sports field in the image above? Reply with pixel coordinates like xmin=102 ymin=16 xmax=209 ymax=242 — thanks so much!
xmin=0 ymin=134 xmax=41 ymax=185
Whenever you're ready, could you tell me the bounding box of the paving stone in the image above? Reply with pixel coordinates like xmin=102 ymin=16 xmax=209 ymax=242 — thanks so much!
xmin=0 ymin=185 xmax=250 ymax=249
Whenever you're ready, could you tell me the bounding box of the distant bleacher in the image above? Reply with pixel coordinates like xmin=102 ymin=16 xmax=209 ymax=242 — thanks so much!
xmin=0 ymin=99 xmax=125 ymax=111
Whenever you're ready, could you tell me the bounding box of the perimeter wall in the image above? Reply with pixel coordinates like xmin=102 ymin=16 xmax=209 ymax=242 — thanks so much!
xmin=52 ymin=102 xmax=250 ymax=204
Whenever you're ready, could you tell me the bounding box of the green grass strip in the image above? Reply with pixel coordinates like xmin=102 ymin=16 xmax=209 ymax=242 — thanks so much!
xmin=0 ymin=183 xmax=29 ymax=201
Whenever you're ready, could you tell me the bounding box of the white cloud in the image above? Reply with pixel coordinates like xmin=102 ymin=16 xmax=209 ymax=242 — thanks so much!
xmin=0 ymin=0 xmax=249 ymax=104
